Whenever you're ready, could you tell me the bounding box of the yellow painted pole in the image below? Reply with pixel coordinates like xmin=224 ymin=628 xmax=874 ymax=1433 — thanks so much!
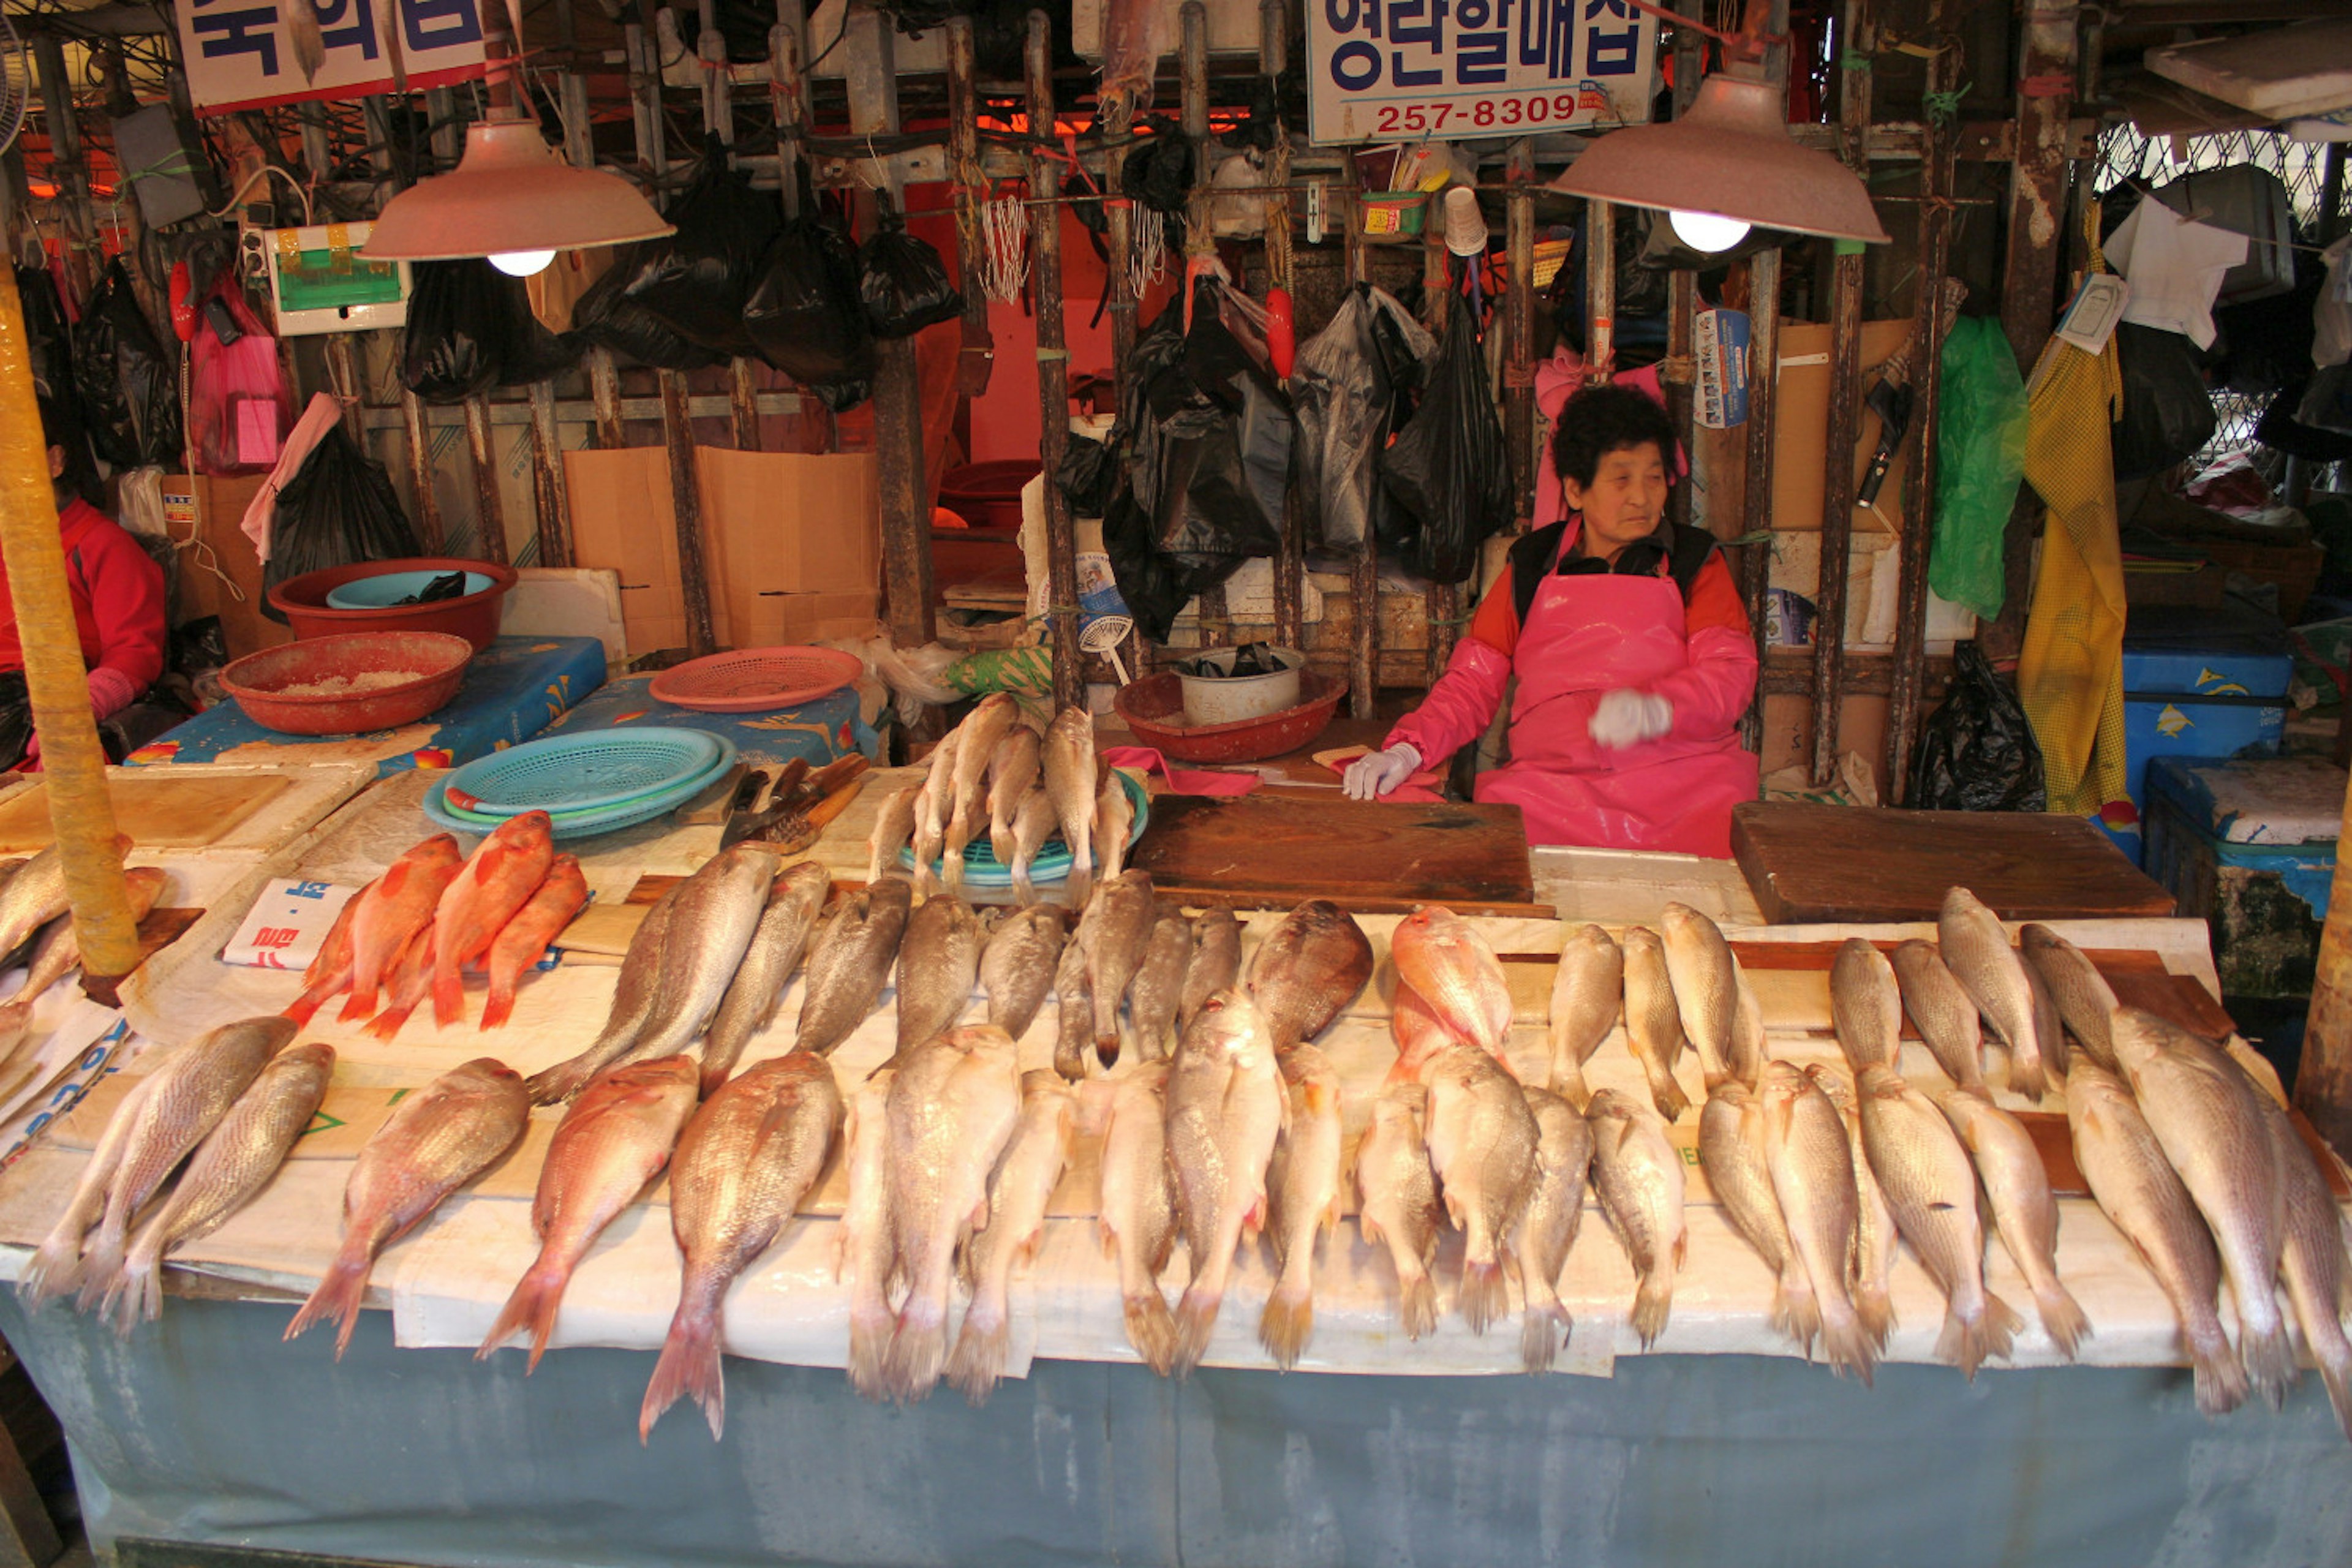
xmin=0 ymin=266 xmax=140 ymax=980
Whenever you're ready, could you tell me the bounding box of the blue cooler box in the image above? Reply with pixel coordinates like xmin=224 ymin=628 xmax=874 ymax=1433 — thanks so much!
xmin=2143 ymin=755 xmax=2340 ymax=998
xmin=2108 ymin=608 xmax=2293 ymax=862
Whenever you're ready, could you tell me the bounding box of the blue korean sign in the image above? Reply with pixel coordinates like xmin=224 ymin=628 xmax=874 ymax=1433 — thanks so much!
xmin=176 ymin=0 xmax=489 ymax=115
xmin=1308 ymin=0 xmax=1658 ymax=145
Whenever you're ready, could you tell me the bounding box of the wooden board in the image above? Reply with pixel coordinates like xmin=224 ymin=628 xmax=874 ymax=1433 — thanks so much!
xmin=1129 ymin=794 xmax=1547 ymax=918
xmin=1730 ymin=801 xmax=2176 ymax=925
xmin=0 ymin=772 xmax=292 ymax=853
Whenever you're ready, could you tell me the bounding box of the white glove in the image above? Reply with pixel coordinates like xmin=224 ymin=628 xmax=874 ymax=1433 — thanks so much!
xmin=1588 ymin=690 xmax=1674 ymax=749
xmin=1343 ymin=742 xmax=1422 ymax=800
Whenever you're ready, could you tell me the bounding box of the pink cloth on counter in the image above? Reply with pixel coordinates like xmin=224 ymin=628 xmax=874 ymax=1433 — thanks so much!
xmin=240 ymin=392 xmax=349 ymax=564
xmin=1098 ymin=746 xmax=1262 ymax=796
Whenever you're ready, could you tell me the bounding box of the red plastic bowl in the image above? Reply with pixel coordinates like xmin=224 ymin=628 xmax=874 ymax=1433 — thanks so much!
xmin=221 ymin=631 xmax=473 ymax=736
xmin=268 ymin=557 xmax=518 ymax=650
xmin=1113 ymin=669 xmax=1343 ymax=763
xmin=938 ymin=461 xmax=1040 ymax=531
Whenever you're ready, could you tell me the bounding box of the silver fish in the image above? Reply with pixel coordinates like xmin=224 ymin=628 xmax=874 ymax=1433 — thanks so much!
xmin=1085 ymin=871 xmax=1158 ymax=1066
xmin=946 ymin=1069 xmax=1075 ymax=1406
xmin=980 ymin=904 xmax=1066 ymax=1040
xmin=1890 ymin=940 xmax=1985 ymax=1090
xmin=1940 ymin=1084 xmax=2089 ymax=1360
xmin=1180 ymin=908 xmax=1242 ymax=1033
xmin=1043 ymin=707 xmax=1099 ymax=906
xmin=1515 ymin=1085 xmax=1594 ymax=1373
xmin=699 ymin=862 xmax=831 ymax=1097
xmin=865 ymin=785 xmax=922 ymax=886
xmin=1830 ymin=938 xmax=1901 ymax=1074
xmin=1548 ymin=924 xmax=1623 ymax=1110
xmin=1051 ymin=915 xmax=1095 ymax=1081
xmin=840 ymin=1066 xmax=899 ymax=1401
xmin=943 ymin=695 xmax=1020 ymax=889
xmin=2067 ymin=1060 xmax=2247 ymax=1415
xmin=986 ymin=726 xmax=1042 ymax=865
xmin=605 ymin=846 xmax=780 ymax=1075
xmin=1098 ymin=1061 xmax=1178 ymax=1373
xmin=2026 ymin=957 xmax=2068 ymax=1081
xmin=1807 ymin=1065 xmax=1897 ymax=1352
xmin=1165 ymin=990 xmax=1285 ymax=1374
xmin=1659 ymin=903 xmax=1742 ymax=1088
xmin=909 ymin=772 xmax=949 ymax=897
xmin=1126 ymin=908 xmax=1193 ymax=1063
xmin=526 ymin=883 xmax=679 ymax=1104
xmin=0 ymin=837 xmax=123 ymax=962
xmin=1095 ymin=771 xmax=1136 ymax=884
xmin=1938 ymin=888 xmax=2045 ymax=1100
xmin=1418 ymin=1041 xmax=1539 ymax=1335
xmin=1008 ymin=786 xmax=1059 ymax=908
xmin=2019 ymin=924 xmax=2118 ymax=1072
xmin=1620 ymin=928 xmax=1691 ymax=1122
xmin=1701 ymin=1082 xmax=1817 ymax=1355
xmin=1259 ymin=1044 xmax=1344 ymax=1370
xmin=1586 ymin=1088 xmax=1686 ymax=1349
xmin=893 ymin=894 xmax=984 ymax=1058
xmin=2236 ymin=1062 xmax=2352 ymax=1440
xmin=1759 ymin=1061 xmax=1874 ymax=1384
xmin=1731 ymin=956 xmax=1768 ymax=1091
xmin=1856 ymin=1063 xmax=2019 ymax=1378
xmin=1357 ymin=1082 xmax=1441 ymax=1340
xmin=794 ymin=876 xmax=914 ymax=1055
xmin=9 ymin=866 xmax=169 ymax=1011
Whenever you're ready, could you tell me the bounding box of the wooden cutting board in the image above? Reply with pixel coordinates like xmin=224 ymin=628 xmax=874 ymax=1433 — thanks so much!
xmin=1730 ymin=801 xmax=2176 ymax=924
xmin=1128 ymin=794 xmax=1548 ymax=917
xmin=0 ymin=772 xmax=292 ymax=853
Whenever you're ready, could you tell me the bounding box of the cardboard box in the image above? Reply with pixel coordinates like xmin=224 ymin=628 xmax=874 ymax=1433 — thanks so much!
xmin=159 ymin=473 xmax=292 ymax=661
xmin=1770 ymin=318 xmax=1917 ymax=535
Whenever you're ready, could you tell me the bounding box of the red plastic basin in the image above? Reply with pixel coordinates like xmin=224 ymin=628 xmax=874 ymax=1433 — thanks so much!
xmin=269 ymin=557 xmax=518 ymax=650
xmin=1113 ymin=669 xmax=1343 ymax=764
xmin=938 ymin=461 xmax=1040 ymax=532
xmin=221 ymin=631 xmax=473 ymax=735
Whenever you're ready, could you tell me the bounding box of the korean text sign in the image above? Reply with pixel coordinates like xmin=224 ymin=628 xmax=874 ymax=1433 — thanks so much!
xmin=176 ymin=0 xmax=489 ymax=115
xmin=1308 ymin=0 xmax=1657 ymax=145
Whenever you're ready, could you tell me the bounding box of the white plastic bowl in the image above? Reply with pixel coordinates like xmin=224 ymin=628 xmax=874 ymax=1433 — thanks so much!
xmin=1178 ymin=646 xmax=1305 ymax=726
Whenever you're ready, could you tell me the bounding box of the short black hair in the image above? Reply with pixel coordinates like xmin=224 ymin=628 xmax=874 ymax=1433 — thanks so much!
xmin=1550 ymin=383 xmax=1678 ymax=489
xmin=37 ymin=393 xmax=70 ymax=453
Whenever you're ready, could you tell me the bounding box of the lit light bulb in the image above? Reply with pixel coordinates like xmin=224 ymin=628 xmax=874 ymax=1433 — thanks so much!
xmin=490 ymin=249 xmax=556 ymax=277
xmin=1668 ymin=209 xmax=1752 ymax=252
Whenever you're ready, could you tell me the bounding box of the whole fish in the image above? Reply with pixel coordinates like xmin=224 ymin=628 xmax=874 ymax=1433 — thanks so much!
xmin=431 ymin=812 xmax=556 ymax=1027
xmin=2108 ymin=1007 xmax=2294 ymax=1406
xmin=1246 ymin=899 xmax=1373 ymax=1050
xmin=1829 ymin=938 xmax=1901 ymax=1074
xmin=2019 ymin=924 xmax=2119 ymax=1071
xmin=699 ymin=862 xmax=831 ymax=1096
xmin=794 ymin=876 xmax=914 ymax=1055
xmin=1701 ymin=1082 xmax=1816 ymax=1354
xmin=1165 ymin=990 xmax=1286 ymax=1374
xmin=1007 ymin=786 xmax=1059 ymax=907
xmin=1547 ymin=924 xmax=1623 ymax=1109
xmin=1856 ymin=1063 xmax=2018 ymax=1378
xmin=0 ymin=834 xmax=132 ymax=962
xmin=2236 ymin=1065 xmax=2352 ymax=1439
xmin=880 ymin=1024 xmax=1023 ymax=1403
xmin=9 ymin=867 xmax=168 ymax=1011
xmin=946 ymin=1070 xmax=1076 ymax=1405
xmin=1758 ymin=1061 xmax=1874 ymax=1384
xmin=943 ymin=695 xmax=1020 ymax=889
xmin=479 ymin=855 xmax=588 ymax=1031
xmin=1391 ymin=905 xmax=1513 ymax=1057
xmin=894 ymin=894 xmax=984 ymax=1058
xmin=1586 ymin=1088 xmax=1687 ymax=1349
xmin=2067 ymin=1060 xmax=2247 ymax=1415
xmin=1515 ymin=1085 xmax=1594 ymax=1373
xmin=285 ymin=1058 xmax=529 ymax=1359
xmin=1940 ymin=1085 xmax=2089 ymax=1360
xmin=360 ymin=919 xmax=439 ymax=1042
xmin=1051 ymin=919 xmax=1095 ymax=1080
xmin=1389 ymin=979 xmax=1468 ymax=1079
xmin=603 ymin=845 xmax=779 ymax=1074
xmin=909 ymin=773 xmax=949 ymax=895
xmin=1096 ymin=773 xmax=1137 ymax=886
xmin=1097 ymin=1061 xmax=1178 ymax=1373
xmin=986 ymin=726 xmax=1043 ymax=866
xmin=1097 ymin=0 xmax=1174 ymax=120
xmin=1732 ymin=959 xmax=1770 ymax=1085
xmin=840 ymin=1066 xmax=899 ymax=1401
xmin=865 ymin=784 xmax=922 ymax=886
xmin=1890 ymin=940 xmax=1985 ymax=1090
xmin=1619 ymin=927 xmax=1691 ymax=1122
xmin=1180 ymin=908 xmax=1242 ymax=1033
xmin=1260 ymin=1044 xmax=1344 ymax=1370
xmin=525 ymin=885 xmax=679 ymax=1104
xmin=336 ymin=834 xmax=464 ymax=1021
xmin=1660 ymin=902 xmax=1744 ymax=1087
xmin=979 ymin=904 xmax=1066 ymax=1040
xmin=100 ymin=1042 xmax=334 ymax=1335
xmin=33 ymin=1016 xmax=296 ymax=1315
xmin=1418 ymin=1041 xmax=1539 ymax=1335
xmin=1085 ymin=872 xmax=1158 ymax=1065
xmin=1125 ymin=908 xmax=1193 ymax=1063
xmin=481 ymin=1055 xmax=699 ymax=1371
xmin=1042 ymin=706 xmax=1099 ymax=905
xmin=1807 ymin=1065 xmax=1897 ymax=1351
xmin=1356 ymin=1082 xmax=1442 ymax=1340
xmin=1938 ymin=887 xmax=2046 ymax=1101
xmin=283 ymin=887 xmax=364 ymax=1026
xmin=641 ymin=1052 xmax=840 ymax=1438
xmin=2026 ymin=959 xmax=2068 ymax=1080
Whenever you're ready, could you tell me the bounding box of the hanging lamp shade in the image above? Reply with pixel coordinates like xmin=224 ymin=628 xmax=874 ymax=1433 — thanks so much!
xmin=1547 ymin=73 xmax=1889 ymax=244
xmin=360 ymin=119 xmax=674 ymax=263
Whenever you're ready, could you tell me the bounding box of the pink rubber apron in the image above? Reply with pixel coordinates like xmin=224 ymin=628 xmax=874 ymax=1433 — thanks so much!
xmin=1472 ymin=565 xmax=1757 ymax=857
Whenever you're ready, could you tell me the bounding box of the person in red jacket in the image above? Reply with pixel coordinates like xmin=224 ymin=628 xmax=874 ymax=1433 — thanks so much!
xmin=1344 ymin=384 xmax=1759 ymax=857
xmin=0 ymin=398 xmax=171 ymax=769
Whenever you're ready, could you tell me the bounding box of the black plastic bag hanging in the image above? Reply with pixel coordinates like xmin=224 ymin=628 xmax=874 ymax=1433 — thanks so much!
xmin=1292 ymin=284 xmax=1436 ymax=551
xmin=1380 ymin=292 xmax=1509 ymax=584
xmin=1909 ymin=641 xmax=2046 ymax=812
xmin=2111 ymin=322 xmax=2218 ymax=483
xmin=624 ymin=140 xmax=782 ymax=358
xmin=17 ymin=265 xmax=77 ymax=411
xmin=72 ymin=259 xmax=181 ymax=469
xmin=858 ymin=205 xmax=963 ymax=338
xmin=1058 ymin=432 xmax=1118 ymax=518
xmin=400 ymin=259 xmax=503 ymax=402
xmin=262 ymin=424 xmax=424 ymax=624
xmin=745 ymin=174 xmax=874 ymax=410
xmin=572 ymin=252 xmax=728 ymax=371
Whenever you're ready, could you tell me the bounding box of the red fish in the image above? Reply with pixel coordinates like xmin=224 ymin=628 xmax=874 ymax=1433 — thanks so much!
xmin=284 ymin=891 xmax=364 ymax=1027
xmin=431 ymin=813 xmax=555 ymax=1028
xmin=480 ymin=856 xmax=589 ymax=1031
xmin=335 ymin=836 xmax=465 ymax=1022
xmin=361 ymin=921 xmax=437 ymax=1042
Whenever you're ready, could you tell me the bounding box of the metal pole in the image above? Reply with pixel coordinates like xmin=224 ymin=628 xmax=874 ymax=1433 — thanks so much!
xmin=1028 ymin=10 xmax=1081 ymax=709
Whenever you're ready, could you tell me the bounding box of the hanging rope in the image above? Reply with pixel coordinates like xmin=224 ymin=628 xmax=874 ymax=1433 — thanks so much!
xmin=981 ymin=182 xmax=1030 ymax=303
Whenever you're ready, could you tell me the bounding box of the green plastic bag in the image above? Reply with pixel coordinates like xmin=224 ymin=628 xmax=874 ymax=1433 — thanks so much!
xmin=1929 ymin=315 xmax=2029 ymax=621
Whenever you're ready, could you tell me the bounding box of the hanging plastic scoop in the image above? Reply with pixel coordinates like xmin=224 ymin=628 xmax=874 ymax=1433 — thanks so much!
xmin=1079 ymin=614 xmax=1137 ymax=685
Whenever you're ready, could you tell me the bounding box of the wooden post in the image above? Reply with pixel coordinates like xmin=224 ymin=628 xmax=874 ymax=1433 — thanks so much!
xmin=2301 ymin=767 xmax=2352 ymax=1152
xmin=1504 ymin=139 xmax=1537 ymax=535
xmin=1422 ymin=183 xmax=1458 ymax=682
xmin=1343 ymin=146 xmax=1377 ymax=720
xmin=1027 ymin=12 xmax=1080 ymax=708
xmin=462 ymin=396 xmax=510 ymax=564
xmin=529 ymin=383 xmax=572 ymax=567
xmin=945 ymin=17 xmax=997 ymax=399
xmin=1738 ymin=247 xmax=1782 ymax=750
xmin=1263 ymin=0 xmax=1304 ymax=657
xmin=1177 ymin=2 xmax=1231 ymax=652
xmin=401 ymin=397 xmax=445 ymax=551
xmin=1662 ymin=0 xmax=1704 ymax=532
xmin=1583 ymin=198 xmax=1615 ymax=386
xmin=1808 ymin=0 xmax=1872 ymax=789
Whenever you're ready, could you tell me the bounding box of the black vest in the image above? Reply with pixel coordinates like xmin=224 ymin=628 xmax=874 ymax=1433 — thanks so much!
xmin=1506 ymin=519 xmax=1723 ymax=628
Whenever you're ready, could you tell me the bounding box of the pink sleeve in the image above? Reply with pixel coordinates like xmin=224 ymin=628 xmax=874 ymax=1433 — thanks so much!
xmin=1384 ymin=636 xmax=1512 ymax=771
xmin=1648 ymin=624 xmax=1758 ymax=741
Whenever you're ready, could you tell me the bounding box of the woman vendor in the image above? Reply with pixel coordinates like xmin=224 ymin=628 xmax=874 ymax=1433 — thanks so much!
xmin=1344 ymin=384 xmax=1758 ymax=858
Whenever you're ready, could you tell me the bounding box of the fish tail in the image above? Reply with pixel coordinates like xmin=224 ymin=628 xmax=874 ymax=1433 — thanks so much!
xmin=2240 ymin=1316 xmax=2298 ymax=1412
xmin=1777 ymin=1269 xmax=1822 ymax=1357
xmin=334 ymin=986 xmax=378 ymax=1023
xmin=362 ymin=1001 xmax=417 ymax=1042
xmin=2034 ymin=1280 xmax=2092 ymax=1362
xmin=431 ymin=967 xmax=465 ymax=1029
xmin=1520 ymin=1300 xmax=1569 ymax=1374
xmin=1398 ymin=1267 xmax=1439 ymax=1341
xmin=282 ymin=983 xmax=337 ymax=1027
xmin=883 ymin=1297 xmax=951 ymax=1404
xmin=99 ymin=1250 xmax=159 ymax=1340
xmin=1171 ymin=1283 xmax=1224 ymax=1376
xmin=480 ymin=985 xmax=516 ymax=1032
xmin=1459 ymin=1254 xmax=1508 ymax=1337
xmin=285 ymin=1241 xmax=373 ymax=1360
xmin=2010 ymin=1053 xmax=2046 ymax=1102
xmin=698 ymin=1049 xmax=742 ymax=1102
xmin=944 ymin=1293 xmax=1009 ymax=1407
xmin=1257 ymin=1282 xmax=1315 ymax=1371
xmin=478 ymin=1260 xmax=568 ymax=1372
xmin=1854 ymin=1283 xmax=1894 ymax=1352
xmin=17 ymin=1227 xmax=86 ymax=1314
xmin=846 ymin=1298 xmax=897 ymax=1402
xmin=524 ymin=1054 xmax=603 ymax=1106
xmin=1095 ymin=1031 xmax=1122 ymax=1070
xmin=1646 ymin=1062 xmax=1690 ymax=1124
xmin=1630 ymin=1267 xmax=1675 ymax=1350
xmin=71 ymin=1218 xmax=130 ymax=1315
xmin=1553 ymin=1056 xmax=1593 ymax=1113
xmin=1817 ymin=1295 xmax=1877 ymax=1389
xmin=2186 ymin=1317 xmax=2250 ymax=1416
xmin=639 ymin=1295 xmax=726 ymax=1442
xmin=1124 ymin=1289 xmax=1179 ymax=1376
xmin=1012 ymin=867 xmax=1036 ymax=907
xmin=1943 ymin=1292 xmax=2021 ymax=1381
xmin=2316 ymin=1338 xmax=2352 ymax=1444
xmin=1066 ymin=864 xmax=1093 ymax=910
xmin=989 ymin=825 xmax=1015 ymax=866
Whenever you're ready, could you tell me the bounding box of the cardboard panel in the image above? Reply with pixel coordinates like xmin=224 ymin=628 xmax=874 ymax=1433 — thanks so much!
xmin=561 ymin=448 xmax=692 ymax=657
xmin=1770 ymin=318 xmax=1917 ymax=536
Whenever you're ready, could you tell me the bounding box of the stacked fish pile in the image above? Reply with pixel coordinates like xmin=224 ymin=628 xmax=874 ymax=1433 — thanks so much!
xmin=0 ymin=839 xmax=165 ymax=1093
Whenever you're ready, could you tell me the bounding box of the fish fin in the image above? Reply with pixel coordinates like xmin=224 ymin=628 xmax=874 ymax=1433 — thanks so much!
xmin=16 ymin=1231 xmax=86 ymax=1314
xmin=480 ymin=987 xmax=516 ymax=1032
xmin=284 ymin=1241 xmax=373 ymax=1360
xmin=1012 ymin=868 xmax=1035 ymax=907
xmin=1124 ymin=1288 xmax=1178 ymax=1376
xmin=883 ymin=1298 xmax=951 ymax=1404
xmin=431 ymin=968 xmax=466 ymax=1030
xmin=1817 ymin=1298 xmax=1877 ymax=1389
xmin=1778 ymin=1270 xmax=1822 ymax=1358
xmin=1257 ymin=1283 xmax=1314 ymax=1371
xmin=2187 ymin=1319 xmax=2250 ymax=1417
xmin=99 ymin=1232 xmax=163 ymax=1338
xmin=1629 ymin=1268 xmax=1674 ymax=1350
xmin=1943 ymin=1293 xmax=2022 ymax=1381
xmin=363 ymin=1001 xmax=417 ymax=1043
xmin=72 ymin=1218 xmax=130 ymax=1316
xmin=1398 ymin=1267 xmax=1439 ymax=1341
xmin=943 ymin=1297 xmax=1009 ymax=1406
xmin=639 ymin=1294 xmax=726 ymax=1442
xmin=1646 ymin=1065 xmax=1689 ymax=1124
xmin=2316 ymin=1340 xmax=2352 ymax=1444
xmin=1553 ymin=1057 xmax=1593 ymax=1113
xmin=1459 ymin=1257 xmax=1508 ymax=1337
xmin=1520 ymin=1301 xmax=1569 ymax=1374
xmin=1171 ymin=1283 xmax=1224 ymax=1376
xmin=2241 ymin=1317 xmax=2298 ymax=1411
xmin=2009 ymin=1054 xmax=2046 ymax=1102
xmin=2033 ymin=1281 xmax=2091 ymax=1362
xmin=478 ymin=1260 xmax=568 ymax=1372
xmin=846 ymin=1298 xmax=896 ymax=1402
xmin=1854 ymin=1284 xmax=1894 ymax=1352
xmin=334 ymin=987 xmax=377 ymax=1023
xmin=1066 ymin=863 xmax=1093 ymax=910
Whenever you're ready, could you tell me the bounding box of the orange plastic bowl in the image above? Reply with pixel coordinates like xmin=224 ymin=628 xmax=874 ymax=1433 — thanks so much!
xmin=221 ymin=631 xmax=473 ymax=735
